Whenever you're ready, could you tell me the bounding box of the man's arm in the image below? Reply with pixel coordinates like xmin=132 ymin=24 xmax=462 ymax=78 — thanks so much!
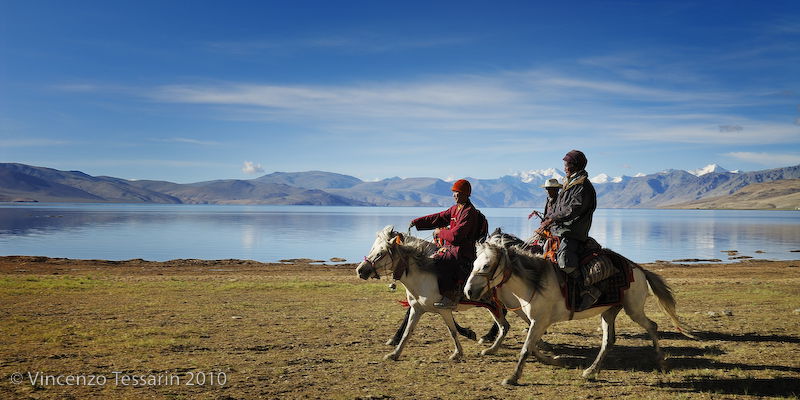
xmin=411 ymin=208 xmax=452 ymax=230
xmin=436 ymin=208 xmax=476 ymax=246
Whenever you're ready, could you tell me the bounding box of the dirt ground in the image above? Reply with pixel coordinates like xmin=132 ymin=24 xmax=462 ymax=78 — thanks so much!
xmin=0 ymin=256 xmax=799 ymax=399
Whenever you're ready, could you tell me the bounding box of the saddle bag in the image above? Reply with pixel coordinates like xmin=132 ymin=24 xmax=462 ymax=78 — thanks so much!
xmin=582 ymin=253 xmax=618 ymax=286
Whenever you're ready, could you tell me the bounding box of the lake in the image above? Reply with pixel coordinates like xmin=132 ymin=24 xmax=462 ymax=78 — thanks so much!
xmin=1 ymin=203 xmax=798 ymax=264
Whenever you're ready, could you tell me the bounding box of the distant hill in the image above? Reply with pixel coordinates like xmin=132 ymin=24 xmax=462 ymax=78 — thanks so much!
xmin=254 ymin=171 xmax=363 ymax=190
xmin=1 ymin=162 xmax=798 ymax=209
xmin=594 ymin=165 xmax=800 ymax=208
xmin=0 ymin=164 xmax=181 ymax=203
xmin=127 ymin=178 xmax=367 ymax=205
xmin=664 ymin=179 xmax=800 ymax=210
xmin=0 ymin=164 xmax=365 ymax=205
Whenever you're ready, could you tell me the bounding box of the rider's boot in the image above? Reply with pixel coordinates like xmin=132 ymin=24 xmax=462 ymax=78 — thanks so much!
xmin=568 ymin=269 xmax=601 ymax=311
xmin=578 ymin=286 xmax=601 ymax=310
xmin=434 ymin=296 xmax=457 ymax=309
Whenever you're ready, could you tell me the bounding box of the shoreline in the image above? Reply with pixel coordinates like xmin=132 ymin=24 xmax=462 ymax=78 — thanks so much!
xmin=1 ymin=255 xmax=798 ymax=275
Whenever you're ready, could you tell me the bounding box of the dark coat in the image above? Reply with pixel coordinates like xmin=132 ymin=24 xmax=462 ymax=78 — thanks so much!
xmin=548 ymin=170 xmax=596 ymax=241
xmin=543 ymin=195 xmax=558 ymax=219
xmin=412 ymin=202 xmax=483 ymax=262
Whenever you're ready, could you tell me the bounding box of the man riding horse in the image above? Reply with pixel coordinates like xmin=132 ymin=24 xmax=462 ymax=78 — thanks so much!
xmin=536 ymin=150 xmax=600 ymax=310
xmin=409 ymin=179 xmax=487 ymax=308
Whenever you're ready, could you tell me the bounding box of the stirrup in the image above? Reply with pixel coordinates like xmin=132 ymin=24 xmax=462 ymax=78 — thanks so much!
xmin=578 ymin=287 xmax=601 ymax=310
xmin=434 ymin=297 xmax=457 ymax=309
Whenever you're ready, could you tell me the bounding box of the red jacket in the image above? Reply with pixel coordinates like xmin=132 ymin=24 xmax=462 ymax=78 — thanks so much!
xmin=412 ymin=202 xmax=484 ymax=262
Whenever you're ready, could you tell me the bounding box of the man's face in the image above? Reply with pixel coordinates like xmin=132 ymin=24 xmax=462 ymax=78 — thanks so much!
xmin=564 ymin=160 xmax=574 ymax=177
xmin=453 ymin=191 xmax=468 ymax=204
xmin=546 ymin=188 xmax=560 ymax=198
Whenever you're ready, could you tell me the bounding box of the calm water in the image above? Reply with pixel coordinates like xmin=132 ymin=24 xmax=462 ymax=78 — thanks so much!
xmin=1 ymin=203 xmax=798 ymax=264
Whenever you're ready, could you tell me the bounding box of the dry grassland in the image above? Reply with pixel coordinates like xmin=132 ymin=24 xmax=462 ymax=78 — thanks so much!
xmin=0 ymin=256 xmax=799 ymax=399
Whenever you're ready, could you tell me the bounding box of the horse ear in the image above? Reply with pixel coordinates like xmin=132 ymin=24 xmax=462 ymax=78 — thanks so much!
xmin=395 ymin=233 xmax=404 ymax=245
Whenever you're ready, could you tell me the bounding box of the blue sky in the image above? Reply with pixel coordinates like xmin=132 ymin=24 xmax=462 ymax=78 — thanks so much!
xmin=1 ymin=1 xmax=799 ymax=183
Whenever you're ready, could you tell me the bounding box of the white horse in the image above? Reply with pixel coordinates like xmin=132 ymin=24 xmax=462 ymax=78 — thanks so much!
xmin=356 ymin=225 xmax=516 ymax=361
xmin=464 ymin=241 xmax=695 ymax=384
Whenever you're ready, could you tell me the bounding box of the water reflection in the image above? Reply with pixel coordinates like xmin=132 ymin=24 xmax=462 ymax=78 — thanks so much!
xmin=0 ymin=204 xmax=798 ymax=263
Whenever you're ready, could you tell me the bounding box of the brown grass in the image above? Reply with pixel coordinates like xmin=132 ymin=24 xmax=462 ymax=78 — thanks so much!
xmin=1 ymin=256 xmax=799 ymax=399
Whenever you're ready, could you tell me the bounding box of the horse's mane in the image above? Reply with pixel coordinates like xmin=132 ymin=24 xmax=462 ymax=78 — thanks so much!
xmin=481 ymin=241 xmax=548 ymax=293
xmin=378 ymin=229 xmax=439 ymax=274
xmin=398 ymin=234 xmax=439 ymax=273
xmin=488 ymin=227 xmax=527 ymax=249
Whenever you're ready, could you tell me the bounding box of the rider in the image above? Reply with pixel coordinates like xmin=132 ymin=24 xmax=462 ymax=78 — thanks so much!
xmin=409 ymin=179 xmax=485 ymax=309
xmin=526 ymin=178 xmax=562 ymax=253
xmin=536 ymin=150 xmax=600 ymax=310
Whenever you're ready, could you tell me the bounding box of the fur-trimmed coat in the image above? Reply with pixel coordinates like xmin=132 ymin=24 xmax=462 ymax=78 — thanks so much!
xmin=548 ymin=170 xmax=596 ymax=241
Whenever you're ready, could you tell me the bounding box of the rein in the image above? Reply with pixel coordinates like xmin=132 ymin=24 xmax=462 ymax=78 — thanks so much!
xmin=363 ymin=246 xmax=394 ymax=280
xmin=475 ymin=245 xmax=534 ymax=312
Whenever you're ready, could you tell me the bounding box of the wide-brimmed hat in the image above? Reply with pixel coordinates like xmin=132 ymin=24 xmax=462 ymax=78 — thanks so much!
xmin=540 ymin=178 xmax=563 ymax=188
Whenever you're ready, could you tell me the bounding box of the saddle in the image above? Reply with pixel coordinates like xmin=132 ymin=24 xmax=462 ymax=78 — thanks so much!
xmin=559 ymin=243 xmax=635 ymax=312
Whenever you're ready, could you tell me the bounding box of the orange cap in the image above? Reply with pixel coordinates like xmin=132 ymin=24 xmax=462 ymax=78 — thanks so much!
xmin=451 ymin=179 xmax=471 ymax=196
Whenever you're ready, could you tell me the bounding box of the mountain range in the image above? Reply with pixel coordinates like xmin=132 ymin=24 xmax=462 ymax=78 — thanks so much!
xmin=1 ymin=162 xmax=798 ymax=209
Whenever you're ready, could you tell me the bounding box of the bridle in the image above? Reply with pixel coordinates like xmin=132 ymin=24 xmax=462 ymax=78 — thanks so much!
xmin=473 ymin=244 xmax=533 ymax=312
xmin=362 ymin=239 xmax=398 ymax=279
xmin=472 ymin=245 xmax=512 ymax=289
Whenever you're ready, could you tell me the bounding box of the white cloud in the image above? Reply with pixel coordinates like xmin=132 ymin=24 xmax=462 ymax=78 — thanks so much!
xmin=724 ymin=152 xmax=800 ymax=166
xmin=79 ymin=65 xmax=799 ymax=147
xmin=242 ymin=161 xmax=265 ymax=174
xmin=617 ymin=123 xmax=799 ymax=145
xmin=153 ymin=137 xmax=220 ymax=146
xmin=0 ymin=138 xmax=72 ymax=147
xmin=206 ymin=34 xmax=473 ymax=55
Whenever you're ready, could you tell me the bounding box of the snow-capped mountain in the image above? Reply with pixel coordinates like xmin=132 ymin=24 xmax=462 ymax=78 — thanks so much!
xmin=4 ymin=163 xmax=799 ymax=208
xmin=590 ymin=173 xmax=631 ymax=184
xmin=689 ymin=164 xmax=731 ymax=177
xmin=511 ymin=168 xmax=564 ymax=184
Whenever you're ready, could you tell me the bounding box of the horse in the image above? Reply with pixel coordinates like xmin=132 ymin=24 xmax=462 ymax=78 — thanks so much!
xmin=464 ymin=239 xmax=695 ymax=384
xmin=356 ymin=225 xmax=516 ymax=361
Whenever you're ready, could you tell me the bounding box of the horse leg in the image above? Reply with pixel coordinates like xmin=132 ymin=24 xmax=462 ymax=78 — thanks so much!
xmin=439 ymin=310 xmax=464 ymax=361
xmin=481 ymin=309 xmax=510 ymax=356
xmin=513 ymin=308 xmax=532 ymax=325
xmin=455 ymin=320 xmax=477 ymax=341
xmin=384 ymin=306 xmax=422 ymax=361
xmin=625 ymin=302 xmax=667 ymax=372
xmin=503 ymin=320 xmax=549 ymax=386
xmin=582 ymin=305 xmax=622 ymax=379
xmin=387 ymin=308 xmax=411 ymax=346
xmin=479 ymin=308 xmax=507 ymax=344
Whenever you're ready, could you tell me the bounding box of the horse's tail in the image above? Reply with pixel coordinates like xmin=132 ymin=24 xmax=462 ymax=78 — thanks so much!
xmin=642 ymin=268 xmax=697 ymax=339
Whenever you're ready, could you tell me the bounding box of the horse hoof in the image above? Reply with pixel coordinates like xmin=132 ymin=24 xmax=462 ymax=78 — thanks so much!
xmin=449 ymin=353 xmax=463 ymax=362
xmin=481 ymin=348 xmax=497 ymax=356
xmin=581 ymin=369 xmax=597 ymax=380
xmin=502 ymin=378 xmax=519 ymax=386
xmin=383 ymin=353 xmax=399 ymax=361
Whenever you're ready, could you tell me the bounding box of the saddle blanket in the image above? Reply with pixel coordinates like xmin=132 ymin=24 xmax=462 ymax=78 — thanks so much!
xmin=563 ymin=249 xmax=635 ymax=312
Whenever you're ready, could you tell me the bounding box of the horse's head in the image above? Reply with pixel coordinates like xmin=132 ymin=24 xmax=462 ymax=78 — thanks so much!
xmin=464 ymin=242 xmax=504 ymax=300
xmin=356 ymin=225 xmax=404 ymax=280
